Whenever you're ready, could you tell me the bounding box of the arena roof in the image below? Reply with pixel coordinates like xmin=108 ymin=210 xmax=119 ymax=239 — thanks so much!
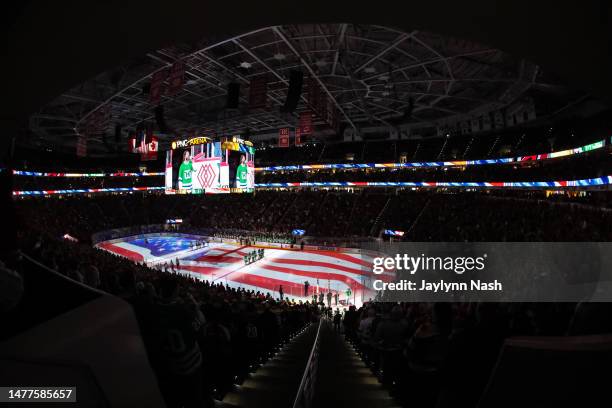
xmin=3 ymin=1 xmax=611 ymax=155
xmin=28 ymin=24 xmax=588 ymax=152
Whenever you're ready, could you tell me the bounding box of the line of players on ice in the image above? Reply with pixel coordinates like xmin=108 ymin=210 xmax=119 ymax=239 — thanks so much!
xmin=244 ymin=248 xmax=264 ymax=265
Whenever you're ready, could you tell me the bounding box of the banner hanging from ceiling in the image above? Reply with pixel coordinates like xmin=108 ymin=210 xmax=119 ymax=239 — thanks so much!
xmin=166 ymin=60 xmax=185 ymax=96
xmin=279 ymin=128 xmax=290 ymax=147
xmin=299 ymin=111 xmax=313 ymax=134
xmin=249 ymin=76 xmax=268 ymax=109
xmin=149 ymin=69 xmax=168 ymax=105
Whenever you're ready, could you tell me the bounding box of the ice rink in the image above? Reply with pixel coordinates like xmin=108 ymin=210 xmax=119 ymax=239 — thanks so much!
xmin=96 ymin=233 xmax=389 ymax=306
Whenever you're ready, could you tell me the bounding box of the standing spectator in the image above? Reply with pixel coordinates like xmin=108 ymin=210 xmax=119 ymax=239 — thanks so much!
xmin=333 ymin=310 xmax=342 ymax=331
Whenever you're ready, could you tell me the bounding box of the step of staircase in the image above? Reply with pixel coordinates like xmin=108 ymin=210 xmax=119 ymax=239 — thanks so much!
xmin=221 ymin=323 xmax=317 ymax=408
xmin=312 ymin=323 xmax=401 ymax=408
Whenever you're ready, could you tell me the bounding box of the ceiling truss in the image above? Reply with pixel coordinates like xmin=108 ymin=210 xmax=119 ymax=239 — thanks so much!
xmin=30 ymin=24 xmax=555 ymax=153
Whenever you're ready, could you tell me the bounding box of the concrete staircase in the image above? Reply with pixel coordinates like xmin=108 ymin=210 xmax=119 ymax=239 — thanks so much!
xmin=218 ymin=321 xmax=399 ymax=408
xmin=219 ymin=324 xmax=317 ymax=408
xmin=312 ymin=322 xmax=400 ymax=408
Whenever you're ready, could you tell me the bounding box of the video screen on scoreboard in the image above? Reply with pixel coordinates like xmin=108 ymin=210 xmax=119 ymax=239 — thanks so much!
xmin=164 ymin=138 xmax=254 ymax=194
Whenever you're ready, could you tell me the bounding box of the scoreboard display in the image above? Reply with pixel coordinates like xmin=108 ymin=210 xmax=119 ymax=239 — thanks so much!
xmin=165 ymin=136 xmax=255 ymax=194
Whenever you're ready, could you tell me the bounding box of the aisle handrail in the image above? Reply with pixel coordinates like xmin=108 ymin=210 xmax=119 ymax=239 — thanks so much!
xmin=293 ymin=317 xmax=324 ymax=408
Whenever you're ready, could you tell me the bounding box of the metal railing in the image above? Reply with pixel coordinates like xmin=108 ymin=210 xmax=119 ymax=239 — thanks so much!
xmin=292 ymin=318 xmax=324 ymax=408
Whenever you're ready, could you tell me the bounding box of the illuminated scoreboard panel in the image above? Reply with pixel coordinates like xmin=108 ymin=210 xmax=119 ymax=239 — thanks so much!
xmin=165 ymin=137 xmax=255 ymax=194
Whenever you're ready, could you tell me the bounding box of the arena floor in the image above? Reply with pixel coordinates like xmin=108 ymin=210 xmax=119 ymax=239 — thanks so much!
xmin=96 ymin=233 xmax=383 ymax=306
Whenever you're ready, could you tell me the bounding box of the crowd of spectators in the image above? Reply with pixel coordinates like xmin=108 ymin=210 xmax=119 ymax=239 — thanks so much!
xmin=409 ymin=192 xmax=612 ymax=241
xmin=205 ymin=229 xmax=294 ymax=245
xmin=14 ymin=224 xmax=319 ymax=407
xmin=342 ymin=299 xmax=612 ymax=408
xmin=6 ymin=187 xmax=612 ymax=407
xmin=5 ymin=112 xmax=612 ymax=407
xmin=14 ymin=188 xmax=612 ymax=245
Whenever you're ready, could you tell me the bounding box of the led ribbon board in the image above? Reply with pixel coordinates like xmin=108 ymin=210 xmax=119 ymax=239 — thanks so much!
xmin=254 ymin=175 xmax=612 ymax=189
xmin=256 ymin=139 xmax=607 ymax=172
xmin=13 ymin=171 xmax=164 ymax=177
xmin=13 ymin=186 xmax=165 ymax=196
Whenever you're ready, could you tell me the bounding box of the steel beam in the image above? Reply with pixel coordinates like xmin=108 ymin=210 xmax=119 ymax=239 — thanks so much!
xmin=273 ymin=26 xmax=356 ymax=130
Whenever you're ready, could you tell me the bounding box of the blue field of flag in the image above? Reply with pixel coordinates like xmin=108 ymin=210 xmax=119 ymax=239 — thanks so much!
xmin=129 ymin=236 xmax=200 ymax=256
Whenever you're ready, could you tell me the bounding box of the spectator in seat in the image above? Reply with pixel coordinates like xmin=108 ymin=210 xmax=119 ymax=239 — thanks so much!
xmin=358 ymin=307 xmax=377 ymax=344
xmin=83 ymin=263 xmax=101 ymax=289
xmin=358 ymin=307 xmax=378 ymax=365
xmin=405 ymin=303 xmax=453 ymax=373
xmin=258 ymin=302 xmax=279 ymax=347
xmin=436 ymin=303 xmax=507 ymax=408
xmin=374 ymin=305 xmax=409 ymax=384
xmin=153 ymin=276 xmax=209 ymax=408
xmin=201 ymin=303 xmax=232 ymax=394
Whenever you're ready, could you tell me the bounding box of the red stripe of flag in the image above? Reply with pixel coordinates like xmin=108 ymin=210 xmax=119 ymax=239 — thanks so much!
xmin=269 ymin=257 xmax=383 ymax=279
xmin=301 ymin=250 xmax=372 ymax=268
xmin=97 ymin=243 xmax=145 ymax=262
xmin=257 ymin=263 xmax=368 ymax=290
